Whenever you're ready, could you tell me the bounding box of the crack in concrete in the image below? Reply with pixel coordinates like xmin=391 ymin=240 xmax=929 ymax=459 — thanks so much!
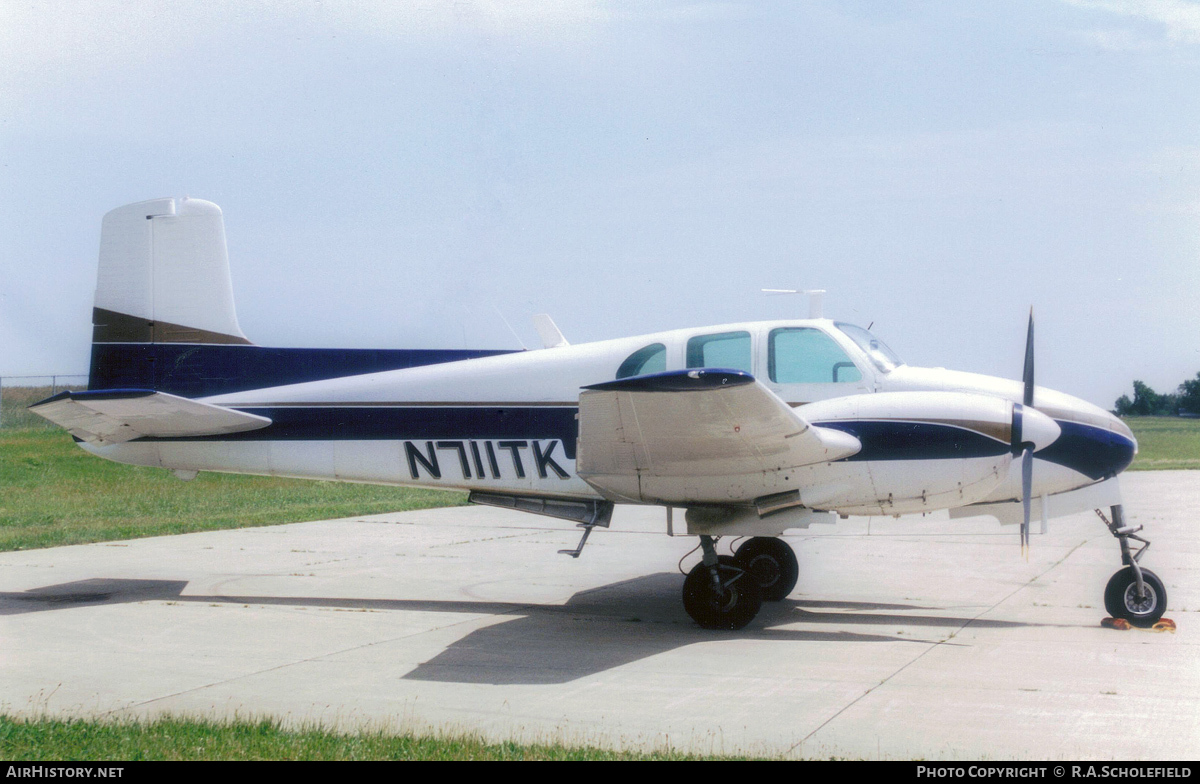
xmin=787 ymin=537 xmax=1091 ymax=756
xmin=102 ymin=601 xmax=543 ymax=718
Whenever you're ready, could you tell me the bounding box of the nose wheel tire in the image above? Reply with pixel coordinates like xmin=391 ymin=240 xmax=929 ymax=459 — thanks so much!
xmin=1104 ymin=566 xmax=1167 ymax=628
xmin=682 ymin=561 xmax=763 ymax=630
xmin=733 ymin=537 xmax=799 ymax=601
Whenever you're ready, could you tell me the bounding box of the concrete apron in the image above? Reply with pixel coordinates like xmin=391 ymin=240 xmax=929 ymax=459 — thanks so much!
xmin=1 ymin=472 xmax=1196 ymax=760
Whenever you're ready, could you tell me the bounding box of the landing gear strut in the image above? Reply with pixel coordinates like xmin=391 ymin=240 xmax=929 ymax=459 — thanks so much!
xmin=681 ymin=536 xmax=801 ymax=628
xmin=682 ymin=535 xmax=762 ymax=630
xmin=1098 ymin=505 xmax=1167 ymax=628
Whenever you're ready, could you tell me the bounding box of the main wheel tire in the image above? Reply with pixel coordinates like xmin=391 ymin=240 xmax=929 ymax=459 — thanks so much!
xmin=1104 ymin=566 xmax=1167 ymax=628
xmin=682 ymin=561 xmax=763 ymax=630
xmin=734 ymin=537 xmax=799 ymax=602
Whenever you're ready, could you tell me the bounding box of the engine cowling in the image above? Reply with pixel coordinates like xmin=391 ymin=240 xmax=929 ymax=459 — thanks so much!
xmin=797 ymin=391 xmax=1060 ymax=515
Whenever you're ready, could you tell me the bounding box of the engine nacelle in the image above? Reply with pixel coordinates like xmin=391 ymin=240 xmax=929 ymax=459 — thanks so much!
xmin=796 ymin=391 xmax=1057 ymax=515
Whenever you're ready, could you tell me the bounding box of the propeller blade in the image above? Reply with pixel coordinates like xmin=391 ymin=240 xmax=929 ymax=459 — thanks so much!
xmin=1014 ymin=309 xmax=1043 ymax=558
xmin=1023 ymin=308 xmax=1035 ymax=407
xmin=1021 ymin=446 xmax=1033 ymax=558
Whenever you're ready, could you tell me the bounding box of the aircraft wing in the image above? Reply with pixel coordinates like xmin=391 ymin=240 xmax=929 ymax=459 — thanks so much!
xmin=576 ymin=369 xmax=861 ymax=503
xmin=949 ymin=476 xmax=1124 ymax=528
xmin=28 ymin=389 xmax=271 ymax=445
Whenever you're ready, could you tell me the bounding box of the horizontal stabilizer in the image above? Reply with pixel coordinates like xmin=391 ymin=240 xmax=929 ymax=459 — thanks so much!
xmin=576 ymin=369 xmax=861 ymax=503
xmin=29 ymin=389 xmax=271 ymax=445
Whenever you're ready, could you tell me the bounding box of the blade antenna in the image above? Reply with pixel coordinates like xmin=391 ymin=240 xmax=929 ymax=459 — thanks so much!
xmin=492 ymin=304 xmax=528 ymax=350
xmin=760 ymin=288 xmax=826 ymax=318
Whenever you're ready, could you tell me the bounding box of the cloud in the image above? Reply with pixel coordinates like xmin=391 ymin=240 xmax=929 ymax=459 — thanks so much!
xmin=316 ymin=0 xmax=612 ymax=40
xmin=1063 ymin=0 xmax=1200 ymax=45
xmin=1071 ymin=27 xmax=1160 ymax=51
xmin=0 ymin=0 xmax=611 ymax=115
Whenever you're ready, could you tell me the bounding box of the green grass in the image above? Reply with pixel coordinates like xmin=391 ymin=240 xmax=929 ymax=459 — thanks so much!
xmin=1125 ymin=416 xmax=1200 ymax=470
xmin=0 ymin=392 xmax=758 ymax=761
xmin=0 ymin=427 xmax=466 ymax=551
xmin=0 ymin=715 xmax=731 ymax=761
xmin=1 ymin=385 xmax=84 ymax=430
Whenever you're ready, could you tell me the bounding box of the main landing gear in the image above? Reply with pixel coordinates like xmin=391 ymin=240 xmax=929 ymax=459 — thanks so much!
xmin=682 ymin=535 xmax=799 ymax=629
xmin=1098 ymin=505 xmax=1167 ymax=628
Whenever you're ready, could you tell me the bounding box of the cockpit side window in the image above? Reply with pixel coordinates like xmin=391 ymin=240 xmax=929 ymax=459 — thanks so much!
xmin=769 ymin=327 xmax=862 ymax=384
xmin=686 ymin=331 xmax=752 ymax=374
xmin=616 ymin=343 xmax=667 ymax=379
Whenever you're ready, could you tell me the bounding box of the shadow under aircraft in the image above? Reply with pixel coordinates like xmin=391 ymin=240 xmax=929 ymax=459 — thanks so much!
xmin=5 ymin=574 xmax=1067 ymax=685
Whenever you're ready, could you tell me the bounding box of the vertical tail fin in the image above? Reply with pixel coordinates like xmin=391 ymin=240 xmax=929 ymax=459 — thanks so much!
xmin=92 ymin=197 xmax=251 ymax=346
xmin=86 ymin=197 xmax=514 ymax=398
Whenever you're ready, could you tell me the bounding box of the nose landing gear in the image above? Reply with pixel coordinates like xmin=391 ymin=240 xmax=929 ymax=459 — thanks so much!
xmin=1097 ymin=505 xmax=1167 ymax=628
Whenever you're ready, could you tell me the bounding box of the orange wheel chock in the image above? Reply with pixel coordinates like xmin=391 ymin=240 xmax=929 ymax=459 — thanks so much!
xmin=1100 ymin=616 xmax=1176 ymax=632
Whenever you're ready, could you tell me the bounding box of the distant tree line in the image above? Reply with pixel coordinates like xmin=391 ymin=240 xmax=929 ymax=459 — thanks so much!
xmin=1114 ymin=373 xmax=1200 ymax=417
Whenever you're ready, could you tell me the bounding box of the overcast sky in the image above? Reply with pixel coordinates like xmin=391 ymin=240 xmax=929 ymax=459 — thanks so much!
xmin=2 ymin=0 xmax=1198 ymax=408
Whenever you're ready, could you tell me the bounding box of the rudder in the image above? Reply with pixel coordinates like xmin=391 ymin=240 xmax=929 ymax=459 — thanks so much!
xmin=92 ymin=197 xmax=251 ymax=346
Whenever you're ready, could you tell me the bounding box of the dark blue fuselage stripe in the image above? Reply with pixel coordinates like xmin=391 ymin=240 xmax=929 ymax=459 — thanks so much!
xmin=148 ymin=406 xmax=582 ymax=460
xmin=144 ymin=411 xmax=1019 ymax=466
xmin=89 ymin=344 xmax=518 ymax=398
xmin=131 ymin=408 xmax=1137 ymax=480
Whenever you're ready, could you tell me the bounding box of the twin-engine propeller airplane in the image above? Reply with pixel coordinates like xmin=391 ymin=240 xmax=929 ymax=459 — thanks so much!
xmin=32 ymin=197 xmax=1162 ymax=630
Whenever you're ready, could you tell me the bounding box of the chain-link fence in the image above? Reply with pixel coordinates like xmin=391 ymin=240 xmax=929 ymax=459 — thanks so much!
xmin=0 ymin=374 xmax=88 ymax=429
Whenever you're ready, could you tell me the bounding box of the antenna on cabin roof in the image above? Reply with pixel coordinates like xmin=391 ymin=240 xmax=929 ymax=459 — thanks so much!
xmin=761 ymin=289 xmax=826 ymax=319
xmin=492 ymin=304 xmax=528 ymax=350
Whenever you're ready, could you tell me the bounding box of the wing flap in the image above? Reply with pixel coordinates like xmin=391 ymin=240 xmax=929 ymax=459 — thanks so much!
xmin=577 ymin=370 xmax=860 ymax=502
xmin=29 ymin=389 xmax=271 ymax=445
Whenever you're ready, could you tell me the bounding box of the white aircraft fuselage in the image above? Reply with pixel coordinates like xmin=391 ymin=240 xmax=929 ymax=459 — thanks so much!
xmin=82 ymin=317 xmax=1134 ymax=521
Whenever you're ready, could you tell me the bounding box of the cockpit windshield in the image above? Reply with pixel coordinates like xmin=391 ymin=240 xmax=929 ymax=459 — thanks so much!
xmin=835 ymin=322 xmax=904 ymax=373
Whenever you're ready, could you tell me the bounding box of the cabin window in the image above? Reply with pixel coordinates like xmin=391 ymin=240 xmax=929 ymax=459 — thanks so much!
xmin=835 ymin=322 xmax=904 ymax=373
xmin=686 ymin=331 xmax=752 ymax=374
xmin=616 ymin=343 xmax=667 ymax=379
xmin=769 ymin=328 xmax=862 ymax=384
